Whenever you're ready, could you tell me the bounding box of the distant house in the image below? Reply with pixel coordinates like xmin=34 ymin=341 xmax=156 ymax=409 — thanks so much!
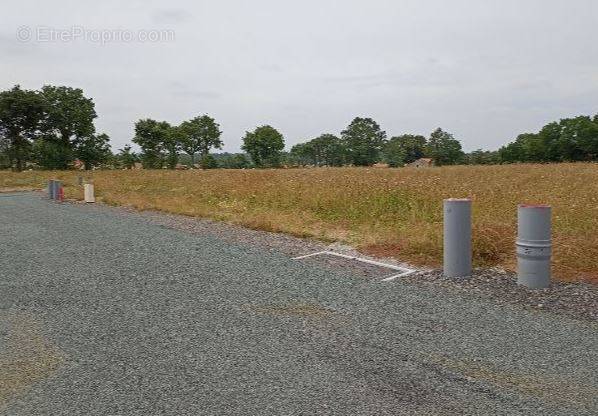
xmin=408 ymin=158 xmax=434 ymax=168
xmin=372 ymin=163 xmax=389 ymax=168
xmin=72 ymin=159 xmax=85 ymax=170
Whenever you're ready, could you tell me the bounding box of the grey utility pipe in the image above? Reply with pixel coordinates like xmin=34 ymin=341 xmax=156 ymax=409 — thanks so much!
xmin=48 ymin=180 xmax=58 ymax=200
xmin=517 ymin=204 xmax=551 ymax=288
xmin=47 ymin=180 xmax=53 ymax=199
xmin=443 ymin=198 xmax=472 ymax=278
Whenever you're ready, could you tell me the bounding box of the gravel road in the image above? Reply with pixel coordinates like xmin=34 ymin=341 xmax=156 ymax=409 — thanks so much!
xmin=1 ymin=192 xmax=597 ymax=415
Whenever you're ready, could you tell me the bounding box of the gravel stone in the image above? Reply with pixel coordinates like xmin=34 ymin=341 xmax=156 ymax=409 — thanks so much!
xmin=0 ymin=192 xmax=597 ymax=415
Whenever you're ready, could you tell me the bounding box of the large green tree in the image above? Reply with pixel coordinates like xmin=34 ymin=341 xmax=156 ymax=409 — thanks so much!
xmin=241 ymin=125 xmax=285 ymax=167
xmin=0 ymin=84 xmax=112 ymax=171
xmin=383 ymin=139 xmax=407 ymax=167
xmin=388 ymin=134 xmax=427 ymax=164
xmin=163 ymin=124 xmax=182 ymax=169
xmin=132 ymin=119 xmax=171 ymax=169
xmin=290 ymin=134 xmax=346 ymax=167
xmin=341 ymin=117 xmax=386 ymax=166
xmin=116 ymin=145 xmax=139 ymax=169
xmin=74 ymin=133 xmax=112 ymax=170
xmin=38 ymin=85 xmax=97 ymax=169
xmin=289 ymin=142 xmax=315 ymax=166
xmin=0 ymin=86 xmax=45 ymax=171
xmin=31 ymin=139 xmax=74 ymax=170
xmin=310 ymin=134 xmax=346 ymax=166
xmin=179 ymin=115 xmax=222 ymax=165
xmin=425 ymin=128 xmax=464 ymax=166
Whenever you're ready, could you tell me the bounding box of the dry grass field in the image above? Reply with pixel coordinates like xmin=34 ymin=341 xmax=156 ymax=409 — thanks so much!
xmin=2 ymin=163 xmax=597 ymax=283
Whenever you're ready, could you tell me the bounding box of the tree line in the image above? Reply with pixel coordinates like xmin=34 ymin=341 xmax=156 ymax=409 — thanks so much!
xmin=128 ymin=116 xmax=465 ymax=169
xmin=2 ymin=84 xmax=598 ymax=171
xmin=0 ymin=85 xmax=110 ymax=171
xmin=498 ymin=115 xmax=598 ymax=163
xmin=290 ymin=119 xmax=465 ymax=167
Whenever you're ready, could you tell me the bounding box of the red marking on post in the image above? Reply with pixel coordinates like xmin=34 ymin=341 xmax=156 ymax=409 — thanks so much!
xmin=58 ymin=187 xmax=64 ymax=202
xmin=519 ymin=204 xmax=550 ymax=209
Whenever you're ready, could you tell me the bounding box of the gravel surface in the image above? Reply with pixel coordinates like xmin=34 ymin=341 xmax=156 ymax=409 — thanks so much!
xmin=122 ymin=202 xmax=598 ymax=322
xmin=1 ymin=192 xmax=597 ymax=415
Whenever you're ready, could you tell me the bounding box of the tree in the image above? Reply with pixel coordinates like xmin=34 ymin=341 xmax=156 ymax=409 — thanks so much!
xmin=163 ymin=125 xmax=182 ymax=169
xmin=289 ymin=142 xmax=315 ymax=166
xmin=228 ymin=154 xmax=251 ymax=169
xmin=388 ymin=134 xmax=427 ymax=164
xmin=38 ymin=85 xmax=97 ymax=169
xmin=466 ymin=149 xmax=499 ymax=165
xmin=310 ymin=134 xmax=346 ymax=166
xmin=31 ymin=139 xmax=73 ymax=170
xmin=132 ymin=119 xmax=171 ymax=169
xmin=341 ymin=117 xmax=386 ymax=166
xmin=383 ymin=139 xmax=407 ymax=167
xmin=199 ymin=154 xmax=218 ymax=169
xmin=0 ymin=84 xmax=105 ymax=170
xmin=117 ymin=145 xmax=138 ymax=169
xmin=0 ymin=85 xmax=45 ymax=171
xmin=216 ymin=153 xmax=252 ymax=169
xmin=179 ymin=115 xmax=223 ymax=165
xmin=425 ymin=128 xmax=464 ymax=166
xmin=498 ymin=115 xmax=598 ymax=163
xmin=241 ymin=125 xmax=285 ymax=167
xmin=499 ymin=134 xmax=528 ymax=163
xmin=74 ymin=133 xmax=111 ymax=170
xmin=552 ymin=116 xmax=598 ymax=161
xmin=0 ymin=135 xmax=10 ymax=168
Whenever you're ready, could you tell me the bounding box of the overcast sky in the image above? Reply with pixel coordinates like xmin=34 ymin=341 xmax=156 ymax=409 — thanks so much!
xmin=2 ymin=0 xmax=597 ymax=152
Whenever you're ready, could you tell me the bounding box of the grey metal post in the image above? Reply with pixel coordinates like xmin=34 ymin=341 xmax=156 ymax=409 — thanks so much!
xmin=517 ymin=204 xmax=551 ymax=288
xmin=51 ymin=180 xmax=63 ymax=202
xmin=47 ymin=180 xmax=54 ymax=199
xmin=443 ymin=198 xmax=472 ymax=277
xmin=49 ymin=180 xmax=57 ymax=200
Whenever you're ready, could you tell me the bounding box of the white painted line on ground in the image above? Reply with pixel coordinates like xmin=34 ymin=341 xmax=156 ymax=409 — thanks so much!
xmin=381 ymin=270 xmax=416 ymax=281
xmin=292 ymin=251 xmax=329 ymax=260
xmin=292 ymin=250 xmax=416 ymax=282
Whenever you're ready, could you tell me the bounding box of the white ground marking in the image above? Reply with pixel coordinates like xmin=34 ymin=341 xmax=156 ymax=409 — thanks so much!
xmin=292 ymin=251 xmax=416 ymax=282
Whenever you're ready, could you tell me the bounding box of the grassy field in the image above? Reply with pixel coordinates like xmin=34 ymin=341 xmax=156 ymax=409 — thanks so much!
xmin=2 ymin=164 xmax=597 ymax=283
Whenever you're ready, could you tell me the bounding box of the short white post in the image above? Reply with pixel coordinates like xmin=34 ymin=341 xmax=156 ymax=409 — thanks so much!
xmin=443 ymin=198 xmax=472 ymax=278
xmin=84 ymin=183 xmax=95 ymax=203
xmin=517 ymin=204 xmax=551 ymax=288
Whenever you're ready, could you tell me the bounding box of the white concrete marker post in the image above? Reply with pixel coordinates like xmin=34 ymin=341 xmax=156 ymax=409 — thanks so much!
xmin=84 ymin=183 xmax=95 ymax=203
xmin=443 ymin=198 xmax=472 ymax=278
xmin=516 ymin=204 xmax=551 ymax=289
